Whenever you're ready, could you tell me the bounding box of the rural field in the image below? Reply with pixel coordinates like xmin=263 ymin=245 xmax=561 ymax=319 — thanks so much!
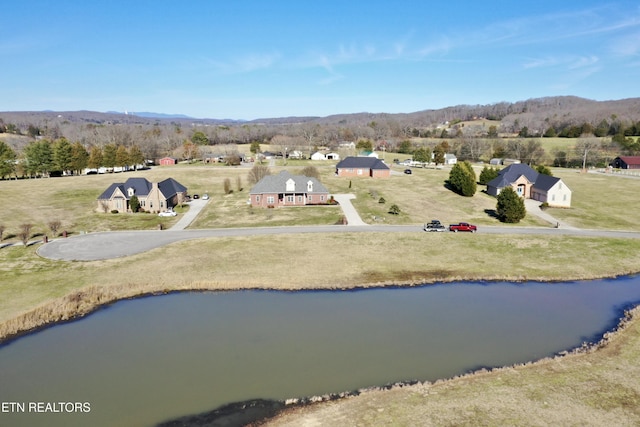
xmin=1 ymin=158 xmax=640 ymax=426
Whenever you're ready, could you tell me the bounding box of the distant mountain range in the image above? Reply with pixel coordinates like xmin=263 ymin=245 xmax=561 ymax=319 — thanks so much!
xmin=106 ymin=111 xmax=195 ymax=119
xmin=2 ymin=96 xmax=640 ymax=129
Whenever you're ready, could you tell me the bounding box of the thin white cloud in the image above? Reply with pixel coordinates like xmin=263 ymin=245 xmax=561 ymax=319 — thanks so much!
xmin=568 ymin=55 xmax=599 ymax=70
xmin=610 ymin=31 xmax=640 ymax=56
xmin=204 ymin=52 xmax=281 ymax=74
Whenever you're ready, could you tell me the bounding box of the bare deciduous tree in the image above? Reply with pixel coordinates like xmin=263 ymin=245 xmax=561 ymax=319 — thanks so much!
xmin=248 ymin=164 xmax=271 ymax=185
xmin=575 ymin=137 xmax=602 ymax=170
xmin=18 ymin=223 xmax=33 ymax=246
xmin=48 ymin=220 xmax=62 ymax=237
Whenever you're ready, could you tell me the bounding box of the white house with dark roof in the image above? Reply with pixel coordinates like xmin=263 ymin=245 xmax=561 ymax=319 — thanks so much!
xmin=97 ymin=177 xmax=187 ymax=213
xmin=249 ymin=171 xmax=330 ymax=208
xmin=487 ymin=164 xmax=571 ymax=208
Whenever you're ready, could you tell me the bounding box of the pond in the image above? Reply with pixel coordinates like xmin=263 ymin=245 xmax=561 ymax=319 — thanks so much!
xmin=1 ymin=277 xmax=639 ymax=426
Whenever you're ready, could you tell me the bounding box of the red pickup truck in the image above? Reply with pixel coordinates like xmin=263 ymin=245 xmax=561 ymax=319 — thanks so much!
xmin=449 ymin=222 xmax=477 ymax=232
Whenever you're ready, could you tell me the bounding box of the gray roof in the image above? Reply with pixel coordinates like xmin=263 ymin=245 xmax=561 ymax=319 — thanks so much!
xmin=250 ymin=171 xmax=329 ymax=194
xmin=335 ymin=156 xmax=389 ymax=170
xmin=158 ymin=177 xmax=187 ymax=198
xmin=487 ymin=164 xmax=566 ymax=192
xmin=487 ymin=164 xmax=539 ymax=189
xmin=97 ymin=177 xmax=186 ymax=200
xmin=532 ymin=173 xmax=562 ymax=191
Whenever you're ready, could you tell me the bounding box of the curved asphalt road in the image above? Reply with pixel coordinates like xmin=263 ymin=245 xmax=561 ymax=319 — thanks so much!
xmin=37 ymin=224 xmax=640 ymax=262
xmin=37 ymin=193 xmax=640 ymax=261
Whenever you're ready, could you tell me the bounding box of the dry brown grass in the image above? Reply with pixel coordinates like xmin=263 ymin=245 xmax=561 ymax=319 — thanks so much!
xmin=2 ymin=232 xmax=640 ymax=342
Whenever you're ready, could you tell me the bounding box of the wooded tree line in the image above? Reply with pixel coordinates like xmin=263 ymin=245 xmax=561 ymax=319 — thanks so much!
xmin=0 ymin=138 xmax=145 ymax=178
xmin=2 ymin=95 xmax=640 ymax=177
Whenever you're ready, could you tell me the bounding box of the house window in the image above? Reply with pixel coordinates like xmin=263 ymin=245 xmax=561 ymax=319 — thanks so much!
xmin=298 ymin=196 xmax=303 ymax=203
xmin=256 ymin=195 xmax=260 ymax=202
xmin=321 ymin=195 xmax=325 ymax=201
xmin=552 ymin=194 xmax=556 ymax=201
xmin=308 ymin=196 xmax=313 ymax=202
xmin=563 ymin=194 xmax=567 ymax=201
xmin=357 ymin=169 xmax=363 ymax=175
xmin=287 ymin=195 xmax=294 ymax=203
xmin=267 ymin=196 xmax=275 ymax=204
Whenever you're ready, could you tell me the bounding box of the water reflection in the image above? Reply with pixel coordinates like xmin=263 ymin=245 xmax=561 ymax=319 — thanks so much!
xmin=1 ymin=277 xmax=639 ymax=426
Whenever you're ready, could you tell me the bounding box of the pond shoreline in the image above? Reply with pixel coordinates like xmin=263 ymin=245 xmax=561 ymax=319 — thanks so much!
xmin=158 ymin=301 xmax=640 ymax=427
xmin=1 ymin=271 xmax=639 ymax=346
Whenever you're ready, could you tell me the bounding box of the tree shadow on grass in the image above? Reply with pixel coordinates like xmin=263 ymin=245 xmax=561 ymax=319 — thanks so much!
xmin=484 ymin=209 xmax=500 ymax=220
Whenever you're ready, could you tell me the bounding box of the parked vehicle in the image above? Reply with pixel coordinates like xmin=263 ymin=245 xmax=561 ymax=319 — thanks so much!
xmin=423 ymin=220 xmax=446 ymax=232
xmin=404 ymin=169 xmax=412 ymax=174
xmin=202 ymin=194 xmax=209 ymax=200
xmin=192 ymin=194 xmax=200 ymax=199
xmin=158 ymin=209 xmax=177 ymax=217
xmin=449 ymin=222 xmax=477 ymax=232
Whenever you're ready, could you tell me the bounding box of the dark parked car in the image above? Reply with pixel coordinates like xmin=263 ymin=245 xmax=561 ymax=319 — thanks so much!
xmin=404 ymin=169 xmax=412 ymax=174
xmin=424 ymin=220 xmax=446 ymax=232
xmin=192 ymin=194 xmax=199 ymax=199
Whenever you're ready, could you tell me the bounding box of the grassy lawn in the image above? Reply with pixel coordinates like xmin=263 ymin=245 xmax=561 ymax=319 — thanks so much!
xmin=2 ymin=157 xmax=640 ymax=425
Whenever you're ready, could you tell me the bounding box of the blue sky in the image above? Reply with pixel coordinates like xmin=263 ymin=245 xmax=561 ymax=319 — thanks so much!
xmin=2 ymin=1 xmax=639 ymax=120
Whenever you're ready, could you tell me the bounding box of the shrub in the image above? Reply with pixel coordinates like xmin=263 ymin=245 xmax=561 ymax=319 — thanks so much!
xmin=111 ymin=210 xmax=119 ymax=214
xmin=496 ymin=187 xmax=526 ymax=223
xmin=388 ymin=204 xmax=401 ymax=215
xmin=378 ymin=197 xmax=386 ymax=204
xmin=129 ymin=195 xmax=140 ymax=213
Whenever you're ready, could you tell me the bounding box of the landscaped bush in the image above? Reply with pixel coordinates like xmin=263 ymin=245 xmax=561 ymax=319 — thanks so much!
xmin=110 ymin=210 xmax=119 ymax=214
xmin=378 ymin=197 xmax=385 ymax=204
xmin=388 ymin=204 xmax=401 ymax=215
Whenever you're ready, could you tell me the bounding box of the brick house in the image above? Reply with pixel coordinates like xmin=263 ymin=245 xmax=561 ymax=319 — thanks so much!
xmin=97 ymin=177 xmax=187 ymax=213
xmin=487 ymin=164 xmax=572 ymax=208
xmin=249 ymin=171 xmax=330 ymax=208
xmin=335 ymin=156 xmax=390 ymax=178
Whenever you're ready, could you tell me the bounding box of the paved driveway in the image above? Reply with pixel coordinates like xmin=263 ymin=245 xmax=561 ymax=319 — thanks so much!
xmin=333 ymin=194 xmax=367 ymax=226
xmin=169 ymin=199 xmax=209 ymax=230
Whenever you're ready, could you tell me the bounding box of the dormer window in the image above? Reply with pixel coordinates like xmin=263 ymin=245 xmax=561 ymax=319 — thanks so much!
xmin=307 ymin=180 xmax=313 ymax=192
xmin=127 ymin=187 xmax=135 ymax=197
xmin=286 ymin=178 xmax=295 ymax=192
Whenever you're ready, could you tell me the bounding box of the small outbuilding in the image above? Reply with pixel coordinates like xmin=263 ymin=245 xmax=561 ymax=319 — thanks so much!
xmin=611 ymin=156 xmax=640 ymax=169
xmin=159 ymin=157 xmax=178 ymax=166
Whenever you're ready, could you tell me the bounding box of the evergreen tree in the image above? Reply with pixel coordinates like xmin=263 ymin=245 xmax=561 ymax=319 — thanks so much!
xmin=496 ymin=187 xmax=526 ymax=223
xmin=448 ymin=161 xmax=476 ymax=197
xmin=129 ymin=195 xmax=140 ymax=213
xmin=70 ymin=142 xmax=89 ymax=174
xmin=535 ymin=165 xmax=553 ymax=176
xmin=102 ymin=144 xmax=117 ymax=169
xmin=87 ymin=146 xmax=103 ymax=169
xmin=115 ymin=145 xmax=129 ymax=168
xmin=479 ymin=166 xmax=499 ymax=185
xmin=24 ymin=140 xmax=53 ymax=177
xmin=128 ymin=145 xmax=144 ymax=169
xmin=52 ymin=138 xmax=73 ymax=173
xmin=413 ymin=147 xmax=430 ymax=163
xmin=0 ymin=140 xmax=17 ymax=178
